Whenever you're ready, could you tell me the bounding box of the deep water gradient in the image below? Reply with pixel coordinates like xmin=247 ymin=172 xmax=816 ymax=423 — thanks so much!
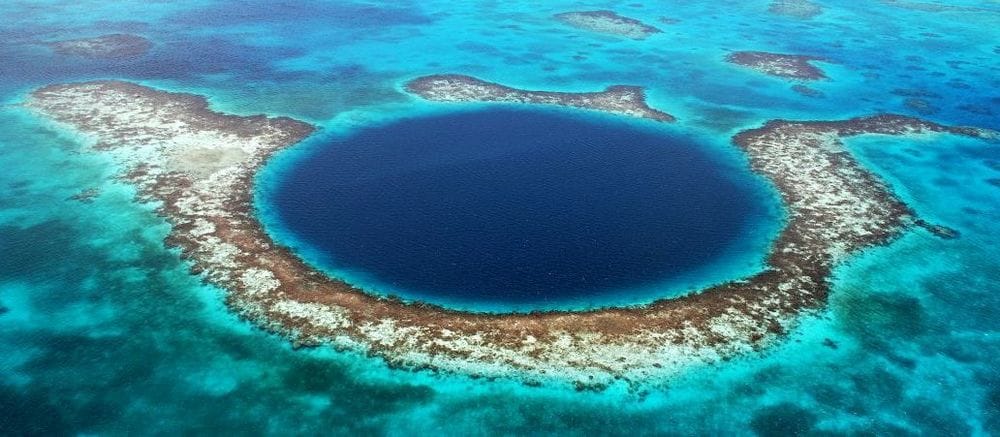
xmin=265 ymin=108 xmax=772 ymax=308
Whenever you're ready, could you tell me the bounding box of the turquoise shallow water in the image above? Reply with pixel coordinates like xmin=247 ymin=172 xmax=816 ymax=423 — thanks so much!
xmin=1 ymin=0 xmax=998 ymax=434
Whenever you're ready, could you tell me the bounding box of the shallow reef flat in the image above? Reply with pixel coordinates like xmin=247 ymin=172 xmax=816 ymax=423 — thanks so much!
xmin=405 ymin=74 xmax=675 ymax=122
xmin=768 ymin=0 xmax=824 ymax=19
xmin=27 ymin=81 xmax=994 ymax=389
xmin=46 ymin=34 xmax=152 ymax=59
xmin=726 ymin=51 xmax=828 ymax=80
xmin=553 ymin=10 xmax=661 ymax=40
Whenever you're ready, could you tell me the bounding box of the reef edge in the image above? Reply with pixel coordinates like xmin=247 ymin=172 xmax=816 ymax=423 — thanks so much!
xmin=405 ymin=74 xmax=676 ymax=122
xmin=26 ymin=80 xmax=994 ymax=388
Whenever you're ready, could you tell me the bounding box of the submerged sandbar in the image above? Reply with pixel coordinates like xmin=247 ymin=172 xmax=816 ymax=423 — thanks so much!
xmin=27 ymin=81 xmax=993 ymax=388
xmin=46 ymin=34 xmax=152 ymax=59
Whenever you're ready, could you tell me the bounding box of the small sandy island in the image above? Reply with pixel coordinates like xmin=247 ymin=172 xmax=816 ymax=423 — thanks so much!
xmin=405 ymin=74 xmax=675 ymax=122
xmin=554 ymin=11 xmax=661 ymax=40
xmin=27 ymin=81 xmax=994 ymax=389
xmin=727 ymin=51 xmax=828 ymax=80
xmin=46 ymin=34 xmax=152 ymax=59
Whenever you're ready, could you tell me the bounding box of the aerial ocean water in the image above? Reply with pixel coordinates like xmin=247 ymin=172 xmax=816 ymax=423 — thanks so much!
xmin=0 ymin=0 xmax=998 ymax=435
xmin=257 ymin=107 xmax=781 ymax=312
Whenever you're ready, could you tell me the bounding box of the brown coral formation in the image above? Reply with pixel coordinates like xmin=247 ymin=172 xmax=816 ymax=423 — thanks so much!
xmin=726 ymin=51 xmax=828 ymax=80
xmin=68 ymin=187 xmax=101 ymax=203
xmin=554 ymin=10 xmax=661 ymax=40
xmin=904 ymin=98 xmax=938 ymax=115
xmin=791 ymin=85 xmax=824 ymax=98
xmin=47 ymin=34 xmax=152 ymax=59
xmin=405 ymin=74 xmax=675 ymax=122
xmin=26 ymin=81 xmax=993 ymax=387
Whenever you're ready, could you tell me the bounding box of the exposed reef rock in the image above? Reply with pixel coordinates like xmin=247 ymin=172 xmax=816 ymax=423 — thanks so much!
xmin=727 ymin=51 xmax=828 ymax=80
xmin=46 ymin=34 xmax=151 ymax=59
xmin=554 ymin=11 xmax=661 ymax=40
xmin=768 ymin=0 xmax=823 ymax=19
xmin=405 ymin=74 xmax=675 ymax=122
xmin=27 ymin=81 xmax=994 ymax=387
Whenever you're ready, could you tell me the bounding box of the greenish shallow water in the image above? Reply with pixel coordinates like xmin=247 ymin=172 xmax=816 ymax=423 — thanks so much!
xmin=0 ymin=0 xmax=998 ymax=434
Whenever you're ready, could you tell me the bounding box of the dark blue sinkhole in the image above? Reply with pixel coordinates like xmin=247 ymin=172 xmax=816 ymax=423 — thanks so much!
xmin=261 ymin=108 xmax=776 ymax=310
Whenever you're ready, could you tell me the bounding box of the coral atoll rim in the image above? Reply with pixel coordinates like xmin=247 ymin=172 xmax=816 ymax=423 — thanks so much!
xmin=26 ymin=80 xmax=993 ymax=388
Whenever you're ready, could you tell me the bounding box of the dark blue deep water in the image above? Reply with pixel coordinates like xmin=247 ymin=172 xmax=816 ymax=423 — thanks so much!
xmin=269 ymin=108 xmax=768 ymax=305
